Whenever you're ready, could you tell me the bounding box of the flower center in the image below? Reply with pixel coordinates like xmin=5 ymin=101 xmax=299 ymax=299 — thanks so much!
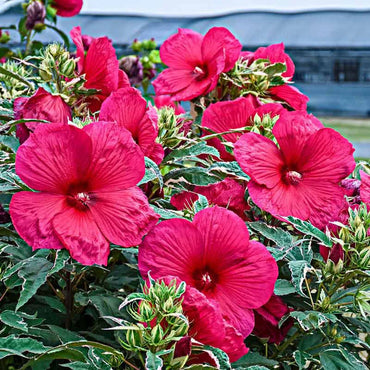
xmin=193 ymin=66 xmax=206 ymax=80
xmin=66 ymin=187 xmax=92 ymax=211
xmin=193 ymin=267 xmax=218 ymax=292
xmin=284 ymin=170 xmax=303 ymax=185
xmin=75 ymin=192 xmax=90 ymax=205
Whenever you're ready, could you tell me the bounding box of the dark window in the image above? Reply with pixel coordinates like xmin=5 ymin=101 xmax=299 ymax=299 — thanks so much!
xmin=334 ymin=60 xmax=360 ymax=82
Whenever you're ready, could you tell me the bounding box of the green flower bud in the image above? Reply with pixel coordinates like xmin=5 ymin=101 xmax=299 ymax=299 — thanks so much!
xmin=140 ymin=301 xmax=156 ymax=322
xmin=355 ymin=224 xmax=367 ymax=242
xmin=60 ymin=59 xmax=76 ymax=77
xmin=39 ymin=67 xmax=53 ymax=82
xmin=151 ymin=324 xmax=164 ymax=345
xmin=0 ymin=31 xmax=10 ymax=44
xmin=358 ymin=247 xmax=370 ymax=269
xmin=125 ymin=328 xmax=143 ymax=349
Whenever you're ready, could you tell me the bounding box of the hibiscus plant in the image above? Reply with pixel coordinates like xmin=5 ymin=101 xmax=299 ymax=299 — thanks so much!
xmin=0 ymin=2 xmax=369 ymax=370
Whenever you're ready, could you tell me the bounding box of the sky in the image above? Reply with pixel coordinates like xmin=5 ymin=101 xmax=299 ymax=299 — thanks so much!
xmin=80 ymin=0 xmax=370 ymax=17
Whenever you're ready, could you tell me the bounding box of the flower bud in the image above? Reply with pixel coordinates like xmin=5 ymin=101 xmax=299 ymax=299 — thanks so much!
xmin=358 ymin=247 xmax=370 ymax=269
xmin=60 ymin=59 xmax=76 ymax=77
xmin=119 ymin=56 xmax=143 ymax=85
xmin=131 ymin=39 xmax=141 ymax=52
xmin=26 ymin=0 xmax=46 ymax=31
xmin=39 ymin=67 xmax=53 ymax=82
xmin=151 ymin=324 xmax=164 ymax=345
xmin=125 ymin=328 xmax=143 ymax=349
xmin=139 ymin=301 xmax=156 ymax=322
xmin=0 ymin=30 xmax=10 ymax=44
xmin=355 ymin=224 xmax=367 ymax=242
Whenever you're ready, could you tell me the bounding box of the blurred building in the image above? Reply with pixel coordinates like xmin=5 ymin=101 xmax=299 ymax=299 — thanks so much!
xmin=1 ymin=1 xmax=370 ymax=116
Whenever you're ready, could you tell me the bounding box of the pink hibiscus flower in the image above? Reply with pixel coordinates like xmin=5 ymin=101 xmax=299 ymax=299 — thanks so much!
xmin=70 ymin=27 xmax=130 ymax=112
xmin=170 ymin=178 xmax=250 ymax=220
xmin=360 ymin=170 xmax=370 ymax=205
xmin=139 ymin=206 xmax=278 ymax=338
xmin=99 ymin=87 xmax=164 ymax=164
xmin=253 ymin=294 xmax=293 ymax=344
xmin=201 ymin=96 xmax=283 ymax=161
xmin=52 ymin=0 xmax=83 ymax=17
xmin=14 ymin=87 xmax=71 ymax=144
xmin=234 ymin=111 xmax=356 ymax=229
xmin=153 ymin=27 xmax=242 ymax=101
xmin=245 ymin=43 xmax=308 ymax=111
xmin=10 ymin=122 xmax=158 ymax=265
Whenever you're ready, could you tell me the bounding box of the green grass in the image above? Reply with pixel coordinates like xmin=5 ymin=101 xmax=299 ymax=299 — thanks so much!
xmin=320 ymin=117 xmax=370 ymax=143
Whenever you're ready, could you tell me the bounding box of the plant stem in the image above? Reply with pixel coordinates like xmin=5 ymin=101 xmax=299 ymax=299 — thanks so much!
xmin=65 ymin=271 xmax=73 ymax=330
xmin=272 ymin=329 xmax=300 ymax=359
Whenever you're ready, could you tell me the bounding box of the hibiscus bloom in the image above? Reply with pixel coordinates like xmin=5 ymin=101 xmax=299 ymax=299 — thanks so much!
xmin=153 ymin=27 xmax=242 ymax=101
xmin=70 ymin=27 xmax=130 ymax=112
xmin=253 ymin=294 xmax=293 ymax=344
xmin=99 ymin=87 xmax=164 ymax=164
xmin=245 ymin=43 xmax=308 ymax=111
xmin=10 ymin=122 xmax=158 ymax=265
xmin=234 ymin=111 xmax=356 ymax=229
xmin=170 ymin=178 xmax=250 ymax=220
xmin=201 ymin=95 xmax=283 ymax=161
xmin=14 ymin=87 xmax=71 ymax=144
xmin=139 ymin=206 xmax=278 ymax=338
xmin=52 ymin=0 xmax=83 ymax=17
xmin=360 ymin=170 xmax=370 ymax=205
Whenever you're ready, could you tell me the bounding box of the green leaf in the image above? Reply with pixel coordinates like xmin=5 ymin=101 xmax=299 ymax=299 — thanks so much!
xmin=150 ymin=205 xmax=185 ymax=220
xmin=164 ymin=167 xmax=222 ymax=187
xmin=164 ymin=142 xmax=220 ymax=162
xmin=0 ymin=65 xmax=33 ymax=88
xmin=48 ymin=249 xmax=70 ymax=275
xmin=0 ymin=134 xmax=19 ymax=152
xmin=288 ymin=260 xmax=310 ymax=297
xmin=193 ymin=194 xmax=209 ymax=213
xmin=0 ymin=310 xmax=29 ymax=332
xmin=264 ymin=62 xmax=287 ymax=76
xmin=290 ymin=311 xmax=337 ymax=331
xmin=284 ymin=216 xmax=332 ymax=247
xmin=0 ymin=335 xmax=49 ymax=359
xmin=248 ymin=222 xmax=293 ymax=247
xmin=232 ymin=352 xmax=279 ymax=368
xmin=203 ymin=346 xmax=231 ymax=370
xmin=208 ymin=161 xmax=250 ymax=181
xmin=274 ymin=279 xmax=296 ymax=296
xmin=16 ymin=257 xmax=53 ymax=310
xmin=138 ymin=157 xmax=163 ymax=188
xmin=319 ymin=348 xmax=367 ymax=370
xmin=145 ymin=351 xmax=163 ymax=370
xmin=293 ymin=350 xmax=312 ymax=369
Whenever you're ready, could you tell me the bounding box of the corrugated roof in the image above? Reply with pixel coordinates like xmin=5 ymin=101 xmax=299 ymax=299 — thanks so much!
xmin=1 ymin=8 xmax=370 ymax=47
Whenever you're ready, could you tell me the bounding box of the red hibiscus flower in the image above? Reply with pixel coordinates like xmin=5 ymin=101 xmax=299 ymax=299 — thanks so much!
xmin=154 ymin=94 xmax=185 ymax=115
xmin=138 ymin=206 xmax=278 ymax=338
xmin=10 ymin=122 xmax=158 ymax=265
xmin=246 ymin=43 xmax=308 ymax=111
xmin=153 ymin=27 xmax=242 ymax=101
xmin=170 ymin=178 xmax=250 ymax=220
xmin=70 ymin=27 xmax=130 ymax=112
xmin=360 ymin=170 xmax=370 ymax=205
xmin=234 ymin=111 xmax=356 ymax=229
xmin=99 ymin=87 xmax=164 ymax=164
xmin=183 ymin=286 xmax=248 ymax=362
xmin=52 ymin=0 xmax=83 ymax=17
xmin=253 ymin=294 xmax=293 ymax=344
xmin=201 ymin=95 xmax=283 ymax=161
xmin=14 ymin=87 xmax=71 ymax=144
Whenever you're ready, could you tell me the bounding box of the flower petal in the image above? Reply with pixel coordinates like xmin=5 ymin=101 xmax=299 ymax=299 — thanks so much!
xmin=202 ymin=27 xmax=242 ymax=72
xmin=300 ymin=128 xmax=356 ymax=183
xmin=9 ymin=192 xmax=65 ymax=250
xmin=83 ymin=122 xmax=145 ymax=191
xmin=70 ymin=26 xmax=85 ymax=73
xmin=89 ymin=187 xmax=159 ymax=247
xmin=52 ymin=207 xmax=109 ymax=265
xmin=138 ymin=218 xmax=204 ymax=283
xmin=235 ymin=132 xmax=284 ymax=188
xmin=16 ymin=123 xmax=92 ymax=193
xmin=272 ymin=111 xmax=323 ymax=166
xmin=269 ymin=84 xmax=309 ymax=111
xmin=160 ymin=28 xmax=203 ymax=69
xmin=360 ymin=170 xmax=370 ymax=205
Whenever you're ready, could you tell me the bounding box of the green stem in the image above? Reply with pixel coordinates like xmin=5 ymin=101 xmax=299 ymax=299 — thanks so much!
xmin=272 ymin=329 xmax=300 ymax=358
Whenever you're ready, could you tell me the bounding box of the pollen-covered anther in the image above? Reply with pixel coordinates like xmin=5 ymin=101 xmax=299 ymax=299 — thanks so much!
xmin=75 ymin=192 xmax=90 ymax=205
xmin=193 ymin=66 xmax=206 ymax=79
xmin=285 ymin=170 xmax=302 ymax=185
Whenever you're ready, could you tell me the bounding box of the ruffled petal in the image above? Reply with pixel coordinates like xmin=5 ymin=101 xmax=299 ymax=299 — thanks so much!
xmin=52 ymin=207 xmax=109 ymax=265
xmin=9 ymin=192 xmax=65 ymax=250
xmin=89 ymin=187 xmax=159 ymax=247
xmin=138 ymin=218 xmax=204 ymax=283
xmin=360 ymin=170 xmax=370 ymax=205
xmin=16 ymin=123 xmax=92 ymax=193
xmin=300 ymin=128 xmax=356 ymax=183
xmin=83 ymin=122 xmax=145 ymax=191
xmin=269 ymin=85 xmax=309 ymax=111
xmin=202 ymin=27 xmax=242 ymax=72
xmin=53 ymin=0 xmax=82 ymax=17
xmin=235 ymin=133 xmax=284 ymax=188
xmin=70 ymin=26 xmax=85 ymax=73
xmin=153 ymin=68 xmax=197 ymax=96
xmin=272 ymin=111 xmax=323 ymax=166
xmin=160 ymin=28 xmax=203 ymax=69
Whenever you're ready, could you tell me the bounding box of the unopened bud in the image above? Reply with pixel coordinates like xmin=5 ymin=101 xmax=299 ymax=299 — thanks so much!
xmin=119 ymin=56 xmax=143 ymax=85
xmin=0 ymin=30 xmax=10 ymax=44
xmin=355 ymin=224 xmax=367 ymax=242
xmin=125 ymin=329 xmax=143 ymax=349
xmin=39 ymin=67 xmax=53 ymax=81
xmin=26 ymin=1 xmax=46 ymax=31
xmin=151 ymin=324 xmax=164 ymax=345
xmin=60 ymin=59 xmax=76 ymax=77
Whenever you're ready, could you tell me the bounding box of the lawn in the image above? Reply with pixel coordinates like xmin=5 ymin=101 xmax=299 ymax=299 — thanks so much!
xmin=320 ymin=117 xmax=370 ymax=142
